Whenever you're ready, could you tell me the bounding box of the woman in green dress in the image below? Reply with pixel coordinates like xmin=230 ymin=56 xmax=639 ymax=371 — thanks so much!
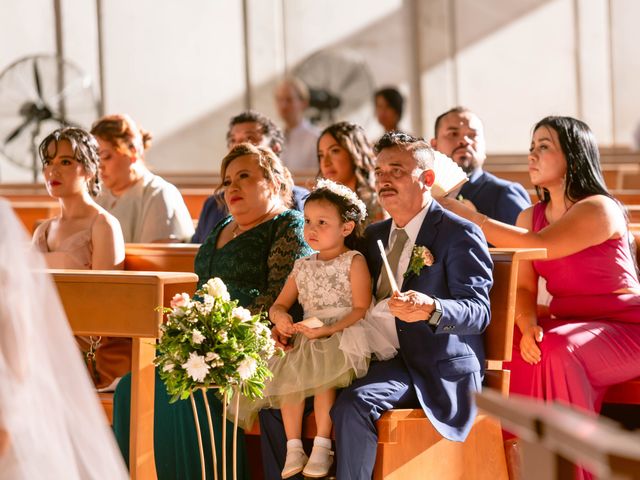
xmin=112 ymin=143 xmax=312 ymax=479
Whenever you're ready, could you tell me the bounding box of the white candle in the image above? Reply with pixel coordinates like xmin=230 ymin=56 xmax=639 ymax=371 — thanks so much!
xmin=377 ymin=239 xmax=399 ymax=294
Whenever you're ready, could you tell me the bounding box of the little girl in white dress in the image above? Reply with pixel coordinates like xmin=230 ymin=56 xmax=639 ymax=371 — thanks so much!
xmin=254 ymin=179 xmax=397 ymax=479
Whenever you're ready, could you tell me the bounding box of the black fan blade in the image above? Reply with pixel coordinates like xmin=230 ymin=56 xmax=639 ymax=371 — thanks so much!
xmin=33 ymin=58 xmax=44 ymax=102
xmin=5 ymin=116 xmax=34 ymax=144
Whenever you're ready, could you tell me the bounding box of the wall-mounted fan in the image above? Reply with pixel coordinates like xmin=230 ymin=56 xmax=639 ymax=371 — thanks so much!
xmin=0 ymin=54 xmax=99 ymax=182
xmin=293 ymin=48 xmax=375 ymax=129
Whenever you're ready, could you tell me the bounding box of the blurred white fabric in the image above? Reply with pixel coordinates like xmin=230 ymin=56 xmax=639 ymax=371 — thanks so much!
xmin=0 ymin=199 xmax=128 ymax=480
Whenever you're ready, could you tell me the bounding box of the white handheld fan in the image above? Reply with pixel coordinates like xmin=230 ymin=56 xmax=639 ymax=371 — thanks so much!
xmin=430 ymin=151 xmax=468 ymax=197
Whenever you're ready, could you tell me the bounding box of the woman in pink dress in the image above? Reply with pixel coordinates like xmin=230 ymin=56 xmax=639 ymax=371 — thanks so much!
xmin=33 ymin=127 xmax=127 ymax=390
xmin=33 ymin=127 xmax=124 ymax=270
xmin=441 ymin=116 xmax=640 ymax=478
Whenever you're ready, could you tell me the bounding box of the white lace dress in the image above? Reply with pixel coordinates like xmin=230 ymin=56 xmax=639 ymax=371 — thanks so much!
xmin=235 ymin=250 xmax=399 ymax=428
xmin=229 ymin=250 xmax=398 ymax=428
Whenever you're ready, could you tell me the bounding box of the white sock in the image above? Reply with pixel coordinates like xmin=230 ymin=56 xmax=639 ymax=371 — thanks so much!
xmin=286 ymin=439 xmax=303 ymax=451
xmin=313 ymin=436 xmax=332 ymax=449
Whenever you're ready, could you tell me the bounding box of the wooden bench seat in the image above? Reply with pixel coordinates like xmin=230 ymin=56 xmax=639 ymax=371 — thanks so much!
xmin=52 ymin=269 xmax=198 ymax=480
xmin=602 ymin=229 xmax=640 ymax=405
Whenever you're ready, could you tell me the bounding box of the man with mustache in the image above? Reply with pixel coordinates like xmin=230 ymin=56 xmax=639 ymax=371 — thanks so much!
xmin=260 ymin=132 xmax=493 ymax=480
xmin=431 ymin=107 xmax=530 ymax=225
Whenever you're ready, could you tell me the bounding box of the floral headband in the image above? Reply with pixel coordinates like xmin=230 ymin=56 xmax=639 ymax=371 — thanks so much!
xmin=312 ymin=178 xmax=368 ymax=224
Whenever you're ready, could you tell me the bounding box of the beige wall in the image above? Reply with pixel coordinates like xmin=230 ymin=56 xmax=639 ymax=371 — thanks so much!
xmin=1 ymin=0 xmax=639 ymax=182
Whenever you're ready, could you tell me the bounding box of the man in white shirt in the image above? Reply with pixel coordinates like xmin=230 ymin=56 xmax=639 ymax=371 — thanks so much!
xmin=260 ymin=132 xmax=493 ymax=480
xmin=275 ymin=76 xmax=320 ymax=173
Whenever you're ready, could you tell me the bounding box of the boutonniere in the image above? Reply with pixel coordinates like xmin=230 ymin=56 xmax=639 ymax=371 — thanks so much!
xmin=404 ymin=245 xmax=435 ymax=278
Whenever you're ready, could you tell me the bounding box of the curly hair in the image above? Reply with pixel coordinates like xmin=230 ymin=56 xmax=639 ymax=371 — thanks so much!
xmin=39 ymin=127 xmax=101 ymax=197
xmin=318 ymin=121 xmax=377 ymax=196
xmin=90 ymin=114 xmax=152 ymax=157
xmin=305 ymin=178 xmax=367 ymax=249
xmin=216 ymin=143 xmax=293 ymax=208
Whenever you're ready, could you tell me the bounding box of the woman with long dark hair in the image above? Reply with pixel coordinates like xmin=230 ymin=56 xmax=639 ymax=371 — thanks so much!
xmin=317 ymin=121 xmax=384 ymax=225
xmin=440 ymin=116 xmax=640 ymax=478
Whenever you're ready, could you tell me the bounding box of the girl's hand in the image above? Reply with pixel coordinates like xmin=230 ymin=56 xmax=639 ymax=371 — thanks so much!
xmin=519 ymin=324 xmax=544 ymax=365
xmin=271 ymin=325 xmax=293 ymax=351
xmin=271 ymin=311 xmax=295 ymax=336
xmin=295 ymin=324 xmax=332 ymax=340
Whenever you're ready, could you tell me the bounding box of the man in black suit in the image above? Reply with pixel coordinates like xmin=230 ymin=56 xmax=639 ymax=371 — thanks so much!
xmin=430 ymin=107 xmax=530 ymax=225
xmin=192 ymin=110 xmax=308 ymax=243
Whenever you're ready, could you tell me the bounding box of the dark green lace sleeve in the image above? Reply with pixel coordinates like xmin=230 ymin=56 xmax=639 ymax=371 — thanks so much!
xmin=250 ymin=211 xmax=313 ymax=311
xmin=194 ymin=210 xmax=313 ymax=315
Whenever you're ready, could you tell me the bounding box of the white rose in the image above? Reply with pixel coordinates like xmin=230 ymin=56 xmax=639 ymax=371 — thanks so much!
xmin=232 ymin=307 xmax=252 ymax=322
xmin=181 ymin=352 xmax=210 ymax=382
xmin=201 ymin=294 xmax=215 ymax=313
xmin=237 ymin=357 xmax=258 ymax=381
xmin=192 ymin=329 xmax=205 ymax=344
xmin=162 ymin=363 xmax=175 ymax=372
xmin=217 ymin=330 xmax=228 ymax=343
xmin=205 ymin=277 xmax=230 ymax=301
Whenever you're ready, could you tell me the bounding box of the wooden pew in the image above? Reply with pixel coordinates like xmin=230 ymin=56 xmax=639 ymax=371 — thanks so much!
xmin=124 ymin=243 xmax=200 ymax=273
xmin=371 ymin=247 xmax=545 ymax=480
xmin=179 ymin=188 xmax=213 ymax=219
xmin=246 ymin=248 xmax=546 ymax=480
xmin=52 ymin=269 xmax=199 ymax=480
xmin=601 ymin=228 xmax=640 ymax=406
xmin=487 ymin=164 xmax=639 ymax=191
xmin=625 ymin=205 xmax=640 ymax=223
xmin=9 ymin=200 xmax=59 ymax=233
xmin=477 ymin=389 xmax=640 ymax=480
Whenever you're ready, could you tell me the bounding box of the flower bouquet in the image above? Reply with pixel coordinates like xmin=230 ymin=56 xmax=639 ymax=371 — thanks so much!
xmin=155 ymin=277 xmax=277 ymax=480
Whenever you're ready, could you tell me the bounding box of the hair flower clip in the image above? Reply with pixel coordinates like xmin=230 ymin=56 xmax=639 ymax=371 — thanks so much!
xmin=404 ymin=245 xmax=435 ymax=277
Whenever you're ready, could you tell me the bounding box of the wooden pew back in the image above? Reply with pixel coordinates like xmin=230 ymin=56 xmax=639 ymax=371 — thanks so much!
xmin=124 ymin=243 xmax=200 ymax=273
xmin=52 ymin=270 xmax=198 ymax=480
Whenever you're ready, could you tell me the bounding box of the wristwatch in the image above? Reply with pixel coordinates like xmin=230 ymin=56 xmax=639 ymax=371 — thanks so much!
xmin=427 ymin=298 xmax=442 ymax=327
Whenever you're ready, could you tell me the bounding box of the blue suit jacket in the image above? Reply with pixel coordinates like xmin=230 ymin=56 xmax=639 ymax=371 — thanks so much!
xmin=460 ymin=170 xmax=530 ymax=225
xmin=363 ymin=200 xmax=493 ymax=441
xmin=192 ymin=186 xmax=309 ymax=243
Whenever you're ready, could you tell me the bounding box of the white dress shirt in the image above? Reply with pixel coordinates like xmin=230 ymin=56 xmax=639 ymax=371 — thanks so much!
xmin=280 ymin=118 xmax=320 ymax=173
xmin=381 ymin=200 xmax=432 ymax=290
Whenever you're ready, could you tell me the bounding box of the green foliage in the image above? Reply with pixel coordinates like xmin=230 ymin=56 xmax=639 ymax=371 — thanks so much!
xmin=155 ymin=278 xmax=277 ymax=403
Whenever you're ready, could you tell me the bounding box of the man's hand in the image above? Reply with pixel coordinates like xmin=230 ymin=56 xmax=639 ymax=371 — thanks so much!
xmin=271 ymin=324 xmax=294 ymax=351
xmin=388 ymin=290 xmax=436 ymax=322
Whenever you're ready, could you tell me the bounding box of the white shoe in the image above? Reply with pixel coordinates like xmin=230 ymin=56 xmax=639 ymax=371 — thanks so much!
xmin=302 ymin=445 xmax=334 ymax=478
xmin=281 ymin=448 xmax=308 ymax=479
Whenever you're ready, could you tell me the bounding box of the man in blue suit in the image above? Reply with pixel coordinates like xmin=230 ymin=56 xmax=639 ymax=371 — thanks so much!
xmin=192 ymin=110 xmax=309 ymax=243
xmin=431 ymin=107 xmax=530 ymax=225
xmin=330 ymin=132 xmax=493 ymax=479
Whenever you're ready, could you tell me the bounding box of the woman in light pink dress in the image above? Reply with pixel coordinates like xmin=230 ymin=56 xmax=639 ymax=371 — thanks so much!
xmin=441 ymin=116 xmax=640 ymax=479
xmin=33 ymin=127 xmax=126 ymax=389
